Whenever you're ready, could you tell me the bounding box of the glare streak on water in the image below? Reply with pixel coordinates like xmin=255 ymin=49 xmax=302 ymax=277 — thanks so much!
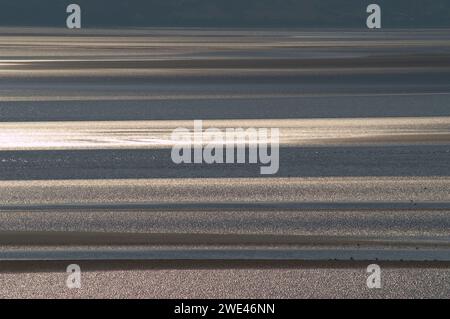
xmin=0 ymin=118 xmax=449 ymax=150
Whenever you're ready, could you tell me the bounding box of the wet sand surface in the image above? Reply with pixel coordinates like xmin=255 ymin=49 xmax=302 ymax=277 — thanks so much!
xmin=0 ymin=28 xmax=449 ymax=298
xmin=0 ymin=260 xmax=449 ymax=299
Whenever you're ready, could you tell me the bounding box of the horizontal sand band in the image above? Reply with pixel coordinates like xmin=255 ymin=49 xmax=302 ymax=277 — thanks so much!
xmin=0 ymin=117 xmax=449 ymax=150
xmin=0 ymin=177 xmax=449 ymax=206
